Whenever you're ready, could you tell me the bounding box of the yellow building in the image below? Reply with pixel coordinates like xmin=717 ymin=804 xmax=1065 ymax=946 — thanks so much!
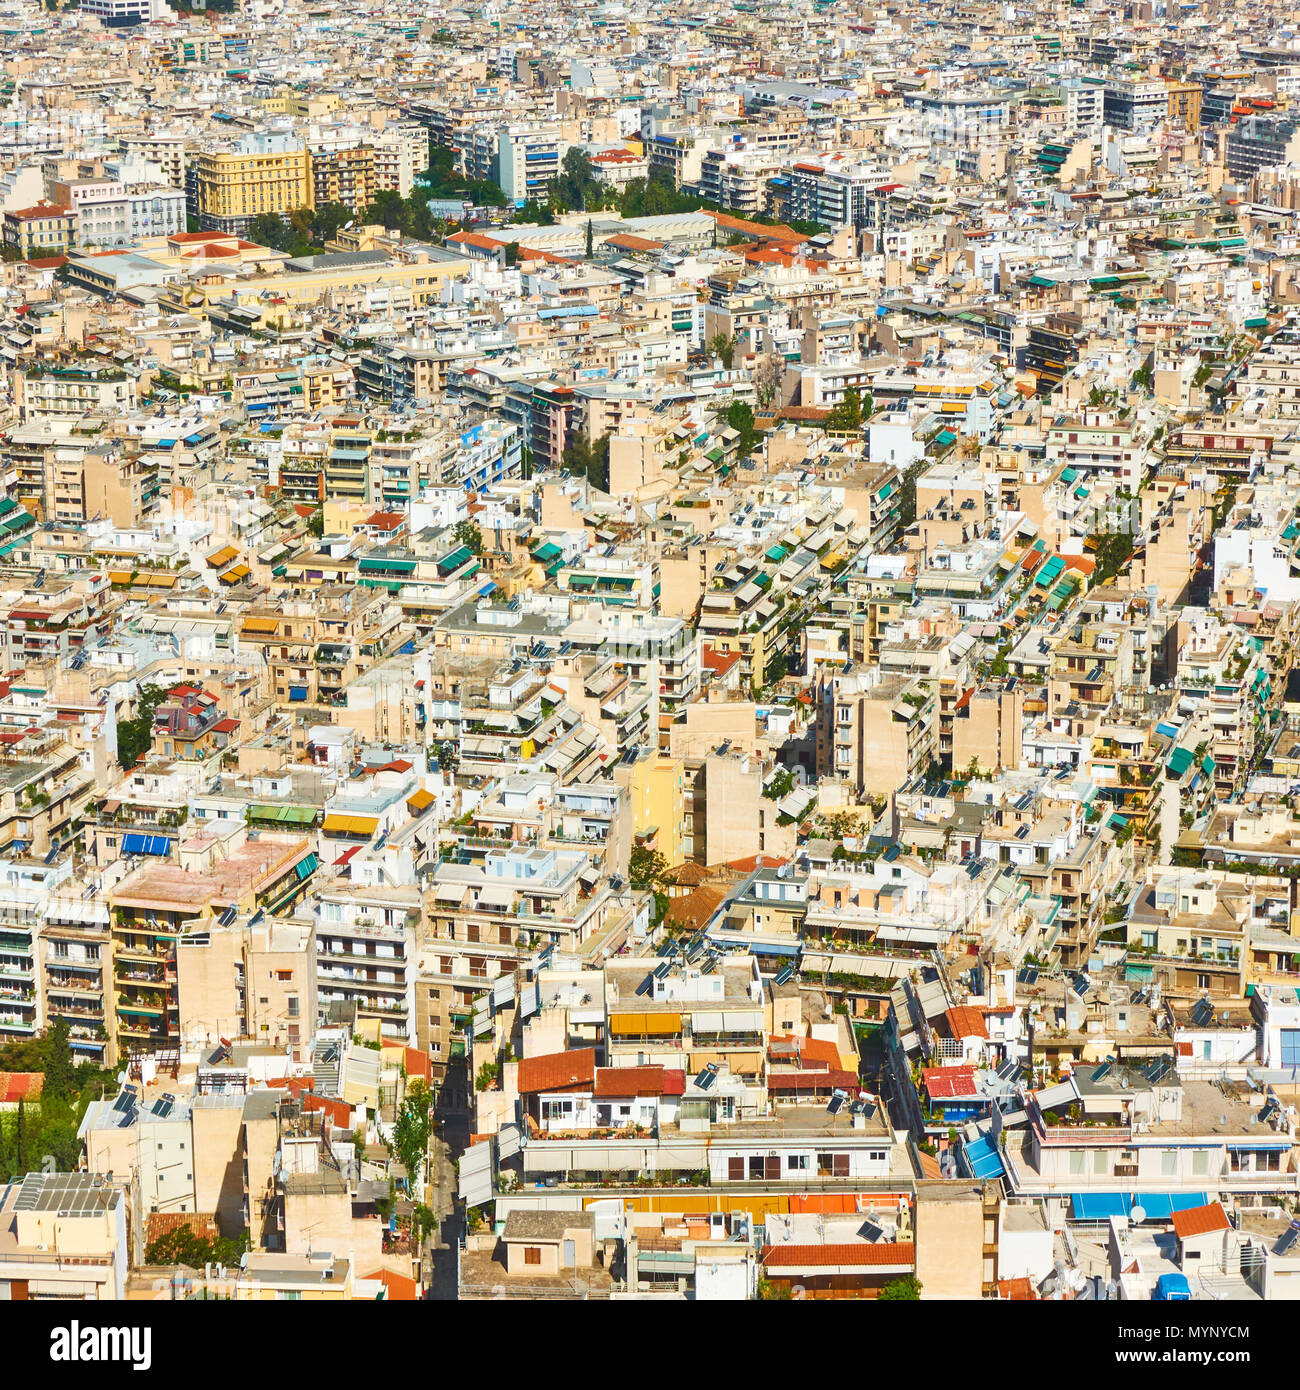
xmin=614 ymin=750 xmax=687 ymax=866
xmin=193 ymin=146 xmax=312 ymax=235
xmin=310 ymin=146 xmax=376 ymax=214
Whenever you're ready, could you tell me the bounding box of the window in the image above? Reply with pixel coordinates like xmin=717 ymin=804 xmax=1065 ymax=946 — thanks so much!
xmin=786 ymin=1154 xmax=808 ymax=1171
xmin=524 ymin=1247 xmax=541 ymax=1266
xmin=728 ymin=1156 xmax=744 ymax=1181
xmin=1093 ymin=1150 xmax=1108 ymax=1176
xmin=816 ymin=1152 xmax=849 ymax=1178
xmin=1161 ymin=1149 xmax=1177 ymax=1177
xmin=1068 ymin=1150 xmax=1085 ymax=1176
xmin=1192 ymin=1150 xmax=1210 ymax=1176
xmin=1281 ymin=1030 xmax=1300 ymax=1068
xmin=287 ymin=997 xmax=299 ymax=1018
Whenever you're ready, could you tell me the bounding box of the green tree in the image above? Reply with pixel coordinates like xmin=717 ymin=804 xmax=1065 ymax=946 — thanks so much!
xmin=306 ymin=509 xmax=325 ymax=539
xmin=709 ymin=333 xmax=737 ymax=370
xmin=512 ymin=200 xmax=555 ymax=226
xmin=388 ymin=1078 xmax=434 ymax=1191
xmin=825 ymin=385 xmax=866 ymax=432
xmin=453 ymin=520 xmax=483 ymax=556
xmin=629 ymin=845 xmax=672 ymax=891
xmin=585 ymin=217 xmax=594 ymax=259
xmin=41 ymin=1018 xmax=74 ymax=1103
xmin=725 ymin=399 xmax=759 ymax=456
xmin=116 ymin=682 xmax=169 ymax=771
xmin=562 ymin=432 xmax=610 ymax=492
xmin=878 ymin=1274 xmax=922 ymax=1300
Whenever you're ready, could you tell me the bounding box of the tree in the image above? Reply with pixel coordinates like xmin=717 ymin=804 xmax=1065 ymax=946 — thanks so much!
xmin=364 ymin=189 xmax=412 ymax=236
xmin=709 ymin=333 xmax=737 ymax=370
xmin=629 ymin=845 xmax=672 ymax=892
xmin=878 ymin=1274 xmax=922 ymax=1300
xmin=116 ymin=682 xmax=169 ymax=770
xmin=725 ymin=399 xmax=759 ymax=457
xmin=753 ymin=353 xmax=784 ymax=408
xmin=562 ymin=432 xmax=610 ymax=492
xmin=388 ymin=1078 xmax=434 ymax=1192
xmin=825 ymin=385 xmax=866 ymax=432
xmin=512 ymin=200 xmax=555 ymax=226
xmin=310 ymin=201 xmax=353 ymax=245
xmin=453 ymin=520 xmax=483 ymax=556
xmin=585 ymin=217 xmax=594 ymax=259
xmin=306 ymin=509 xmax=325 ymax=539
xmin=41 ymin=1018 xmax=74 ymax=1103
xmin=1090 ymin=531 xmax=1135 ymax=586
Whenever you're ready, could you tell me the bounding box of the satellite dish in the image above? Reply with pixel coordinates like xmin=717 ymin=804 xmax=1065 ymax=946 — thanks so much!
xmin=1130 ymin=1205 xmax=1146 ymax=1225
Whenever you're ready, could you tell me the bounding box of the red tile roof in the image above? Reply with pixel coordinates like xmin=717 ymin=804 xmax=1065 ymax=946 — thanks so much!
xmin=0 ymin=1071 xmax=43 ymax=1103
xmin=767 ymin=1034 xmax=843 ymax=1070
xmin=594 ymin=1065 xmax=671 ymax=1098
xmin=304 ymin=1093 xmax=352 ymax=1128
xmin=997 ymin=1276 xmax=1037 ymax=1300
xmin=516 ymin=1047 xmax=597 ymax=1094
xmin=944 ymin=1005 xmax=988 ymax=1040
xmin=766 ymin=1068 xmax=859 ymax=1093
xmin=922 ymin=1065 xmax=978 ymax=1099
xmin=1171 ymin=1201 xmax=1231 ymax=1240
xmin=366 ymin=1267 xmax=419 ymax=1300
xmin=761 ymin=1241 xmax=914 ymax=1269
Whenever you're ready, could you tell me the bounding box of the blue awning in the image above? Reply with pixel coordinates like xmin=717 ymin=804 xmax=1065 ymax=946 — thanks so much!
xmin=1071 ymin=1193 xmax=1131 ymax=1220
xmin=398 ymin=640 xmax=416 ymax=655
xmin=1155 ymin=721 xmax=1178 ymax=738
xmin=963 ymin=1135 xmax=1006 ymax=1180
xmin=122 ymin=833 xmax=171 ymax=857
xmin=295 ymin=852 xmax=319 ymax=881
xmin=288 ymin=685 xmax=308 ymax=702
xmin=478 ymin=581 xmax=497 ymax=596
xmin=739 ymin=939 xmax=801 ymax=957
xmin=1132 ymin=1192 xmax=1207 ymax=1220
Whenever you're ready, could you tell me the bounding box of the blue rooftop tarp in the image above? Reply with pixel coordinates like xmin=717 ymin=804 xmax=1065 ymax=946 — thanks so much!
xmin=122 ymin=833 xmax=171 ymax=857
xmin=1133 ymin=1192 xmax=1208 ymax=1221
xmin=288 ymin=685 xmax=308 ymax=702
xmin=1071 ymin=1192 xmax=1208 ymax=1221
xmin=1071 ymin=1193 xmax=1131 ymax=1220
xmin=964 ymin=1135 xmax=1006 ymax=1180
xmin=742 ymin=939 xmax=802 ymax=956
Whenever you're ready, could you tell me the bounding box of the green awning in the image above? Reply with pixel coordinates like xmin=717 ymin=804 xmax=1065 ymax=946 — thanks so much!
xmin=437 ymin=545 xmax=473 ymax=573
xmin=935 ymin=429 xmax=957 ymax=446
xmin=765 ymin=544 xmax=788 ymax=563
xmin=358 ymin=556 xmax=415 ymax=575
xmin=295 ymin=852 xmax=319 ymax=880
xmin=1202 ymin=755 xmax=1215 ymax=777
xmin=1168 ymin=747 xmax=1194 ymax=776
xmin=705 ymin=447 xmax=724 ymax=463
xmin=1060 ymin=466 xmax=1078 ymax=482
xmin=534 ymin=542 xmax=562 ymax=562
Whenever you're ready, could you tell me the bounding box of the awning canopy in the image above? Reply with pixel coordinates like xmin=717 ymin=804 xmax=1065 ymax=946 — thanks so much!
xmin=322 ymin=813 xmax=379 ymax=837
xmin=122 ymin=833 xmax=171 ymax=857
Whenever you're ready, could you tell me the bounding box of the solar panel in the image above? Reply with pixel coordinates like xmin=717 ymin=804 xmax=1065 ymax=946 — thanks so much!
xmin=1191 ymin=999 xmax=1214 ymax=1027
xmin=1091 ymin=1062 xmax=1112 ymax=1082
xmin=1072 ymin=974 xmax=1091 ymax=998
xmin=652 ymin=960 xmax=671 ymax=981
xmin=696 ymin=1063 xmax=719 ymax=1092
xmin=700 ymin=955 xmax=718 ymax=975
xmin=1015 ymin=824 xmax=1029 ymax=839
xmin=774 ymin=964 xmax=795 ymax=986
xmin=217 ymin=905 xmax=238 ymax=927
xmin=1018 ymin=967 xmax=1038 ymax=986
xmin=996 ymin=1059 xmax=1020 ymax=1081
xmin=150 ymin=1098 xmax=173 ymax=1118
xmin=827 ymin=1091 xmax=847 ymax=1115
